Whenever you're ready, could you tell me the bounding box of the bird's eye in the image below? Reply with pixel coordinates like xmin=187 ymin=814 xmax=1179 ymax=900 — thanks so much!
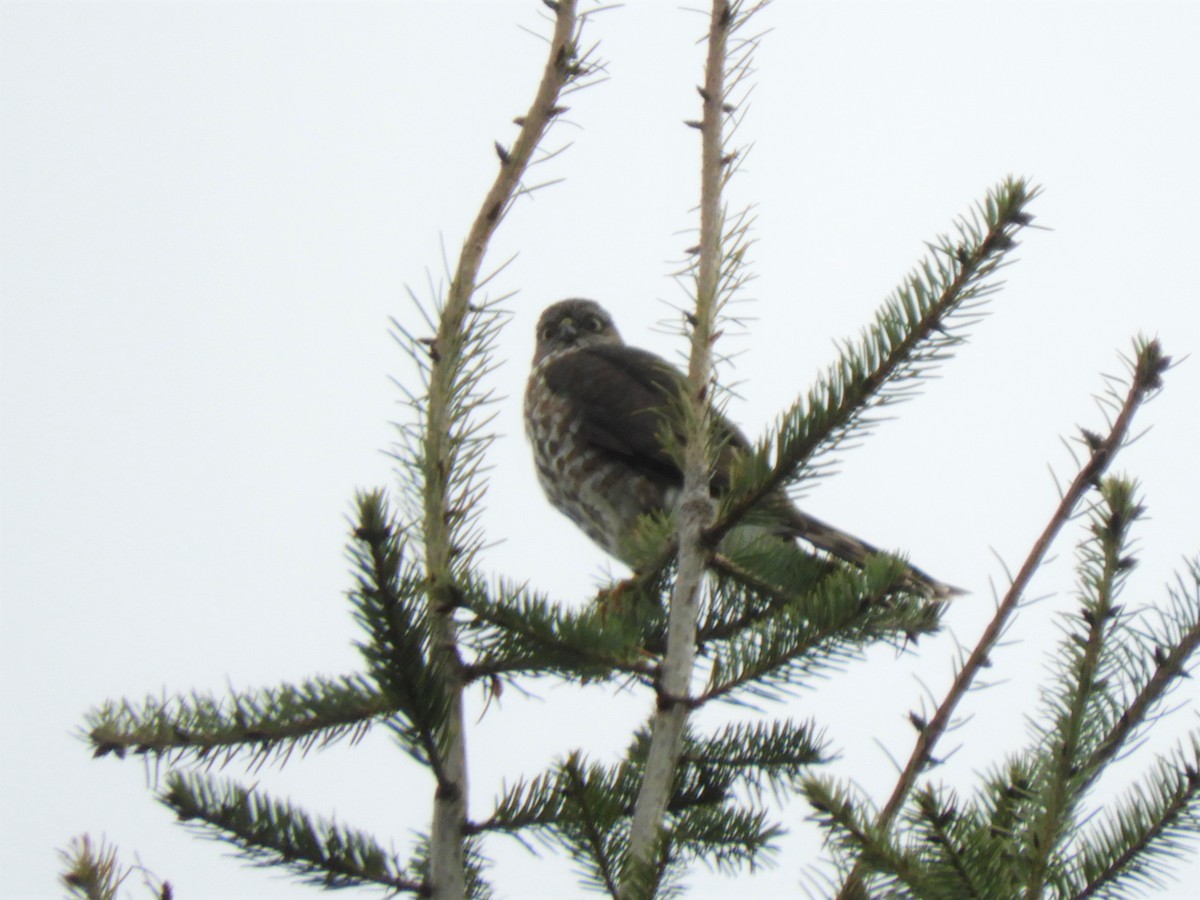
xmin=585 ymin=316 xmax=604 ymax=332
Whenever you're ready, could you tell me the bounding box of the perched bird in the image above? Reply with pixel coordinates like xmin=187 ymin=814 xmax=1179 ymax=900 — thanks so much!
xmin=524 ymin=298 xmax=958 ymax=599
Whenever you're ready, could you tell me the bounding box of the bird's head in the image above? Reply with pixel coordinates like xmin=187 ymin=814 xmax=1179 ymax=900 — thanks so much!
xmin=533 ymin=299 xmax=622 ymax=363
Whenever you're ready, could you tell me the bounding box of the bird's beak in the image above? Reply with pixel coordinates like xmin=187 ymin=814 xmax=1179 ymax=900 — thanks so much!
xmin=558 ymin=318 xmax=578 ymax=342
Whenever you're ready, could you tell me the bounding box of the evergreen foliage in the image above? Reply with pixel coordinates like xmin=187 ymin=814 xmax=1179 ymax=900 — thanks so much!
xmin=69 ymin=2 xmax=1198 ymax=898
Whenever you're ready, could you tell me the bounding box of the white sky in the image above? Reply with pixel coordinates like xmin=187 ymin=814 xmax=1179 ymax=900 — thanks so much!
xmin=3 ymin=2 xmax=1199 ymax=898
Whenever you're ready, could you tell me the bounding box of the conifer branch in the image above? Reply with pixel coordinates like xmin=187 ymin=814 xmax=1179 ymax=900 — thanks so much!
xmin=682 ymin=718 xmax=830 ymax=798
xmin=1073 ymin=740 xmax=1200 ymax=897
xmin=835 ymin=337 xmax=1172 ymax=899
xmin=86 ymin=675 xmax=388 ymax=768
xmin=979 ymin=758 xmax=1036 ymax=851
xmin=475 ymin=722 xmax=792 ymax=891
xmin=714 ymin=177 xmax=1039 ymax=546
xmin=462 ymin=579 xmax=658 ymax=683
xmin=403 ymin=4 xmax=590 ymax=895
xmin=162 ymin=772 xmax=423 ymax=893
xmin=621 ymin=5 xmax=748 ymax=893
xmin=907 ymin=787 xmax=984 ymax=898
xmin=349 ymin=490 xmax=455 ymax=775
xmin=702 ymin=546 xmax=943 ymax=655
xmin=560 ymin=754 xmax=630 ymax=899
xmin=803 ymin=779 xmax=913 ymax=894
xmin=670 ymin=801 xmax=780 ymax=874
xmin=813 ymin=488 xmax=1199 ymax=898
xmin=1082 ymin=559 xmax=1200 ymax=778
xmin=59 ymin=835 xmax=148 ymax=900
xmin=699 ymin=559 xmax=942 ymax=706
xmin=472 ymin=750 xmax=632 ymax=839
xmin=1027 ymin=554 xmax=1200 ymax=898
xmin=699 ymin=549 xmax=835 ymax=642
xmin=474 ymin=769 xmax=572 ymax=836
xmin=1024 ymin=477 xmax=1146 ymax=896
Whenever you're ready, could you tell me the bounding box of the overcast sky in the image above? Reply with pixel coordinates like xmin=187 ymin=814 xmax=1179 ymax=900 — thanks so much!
xmin=3 ymin=2 xmax=1200 ymax=898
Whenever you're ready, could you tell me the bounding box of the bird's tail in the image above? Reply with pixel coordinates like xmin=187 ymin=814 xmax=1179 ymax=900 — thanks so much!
xmin=782 ymin=507 xmax=962 ymax=600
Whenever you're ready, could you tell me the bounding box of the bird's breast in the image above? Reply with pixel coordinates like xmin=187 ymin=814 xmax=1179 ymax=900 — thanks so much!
xmin=524 ymin=361 xmax=669 ymax=564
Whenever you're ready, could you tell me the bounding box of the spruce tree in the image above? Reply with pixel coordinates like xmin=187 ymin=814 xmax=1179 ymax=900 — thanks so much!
xmin=67 ymin=3 xmax=1200 ymax=898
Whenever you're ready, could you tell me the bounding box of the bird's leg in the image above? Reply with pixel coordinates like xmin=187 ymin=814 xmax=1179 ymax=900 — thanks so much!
xmin=594 ymin=574 xmax=639 ymax=621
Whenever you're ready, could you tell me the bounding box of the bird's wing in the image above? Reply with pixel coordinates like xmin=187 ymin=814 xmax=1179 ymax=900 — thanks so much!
xmin=542 ymin=345 xmax=699 ymax=485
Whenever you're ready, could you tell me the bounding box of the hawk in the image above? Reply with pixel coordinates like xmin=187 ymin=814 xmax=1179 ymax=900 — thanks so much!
xmin=524 ymin=298 xmax=957 ymax=598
